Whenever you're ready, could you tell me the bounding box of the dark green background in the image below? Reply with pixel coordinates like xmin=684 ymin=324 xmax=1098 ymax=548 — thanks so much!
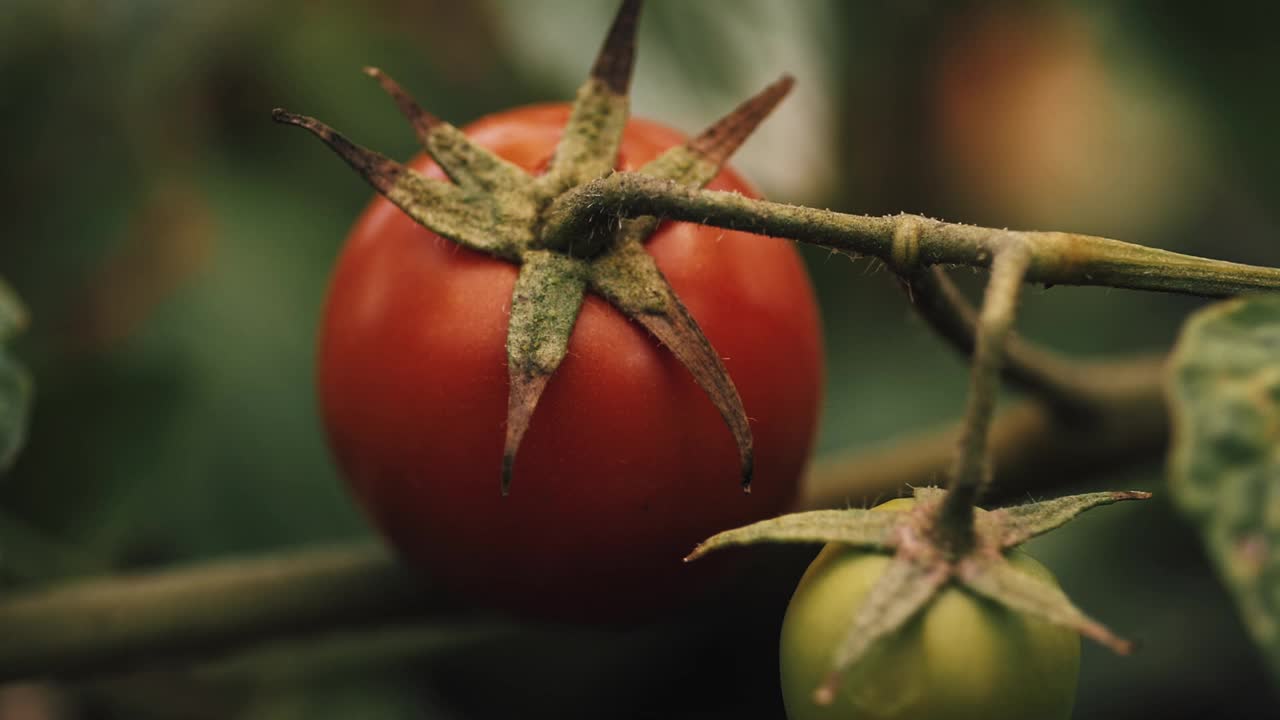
xmin=1 ymin=0 xmax=1277 ymax=717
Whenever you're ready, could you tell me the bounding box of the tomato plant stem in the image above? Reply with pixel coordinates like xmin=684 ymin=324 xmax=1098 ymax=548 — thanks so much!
xmin=800 ymin=354 xmax=1167 ymax=511
xmin=546 ymin=173 xmax=1280 ymax=297
xmin=898 ymin=266 xmax=1097 ymax=416
xmin=0 ymin=545 xmax=458 ymax=682
xmin=937 ymin=245 xmax=1031 ymax=551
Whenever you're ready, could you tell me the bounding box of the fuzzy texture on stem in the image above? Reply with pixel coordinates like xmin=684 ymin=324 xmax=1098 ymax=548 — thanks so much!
xmin=936 ymin=245 xmax=1031 ymax=551
xmin=542 ymin=173 xmax=1280 ymax=297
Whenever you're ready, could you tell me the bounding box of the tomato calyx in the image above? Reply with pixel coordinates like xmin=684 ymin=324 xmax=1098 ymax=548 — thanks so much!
xmin=687 ymin=486 xmax=1150 ymax=705
xmin=273 ymin=0 xmax=795 ymax=494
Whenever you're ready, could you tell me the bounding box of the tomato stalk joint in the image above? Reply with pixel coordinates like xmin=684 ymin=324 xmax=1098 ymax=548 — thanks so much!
xmin=688 ymin=487 xmax=1150 ymax=715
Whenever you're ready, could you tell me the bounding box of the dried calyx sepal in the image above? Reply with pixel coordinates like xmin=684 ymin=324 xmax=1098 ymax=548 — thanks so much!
xmin=273 ymin=0 xmax=787 ymax=494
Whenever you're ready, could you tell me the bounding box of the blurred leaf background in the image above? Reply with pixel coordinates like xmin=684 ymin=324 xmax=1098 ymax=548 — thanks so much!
xmin=1 ymin=0 xmax=1278 ymax=717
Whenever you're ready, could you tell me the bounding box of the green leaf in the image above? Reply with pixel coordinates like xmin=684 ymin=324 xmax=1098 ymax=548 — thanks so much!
xmin=0 ymin=278 xmax=30 ymax=474
xmin=1168 ymin=295 xmax=1280 ymax=679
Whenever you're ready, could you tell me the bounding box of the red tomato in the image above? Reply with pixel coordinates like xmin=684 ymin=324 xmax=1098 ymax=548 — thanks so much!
xmin=319 ymin=103 xmax=824 ymax=621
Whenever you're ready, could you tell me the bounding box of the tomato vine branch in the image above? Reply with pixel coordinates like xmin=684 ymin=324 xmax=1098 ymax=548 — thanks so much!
xmin=0 ymin=545 xmax=457 ymax=682
xmin=800 ymin=354 xmax=1168 ymax=511
xmin=544 ymin=173 xmax=1280 ymax=297
xmin=898 ymin=266 xmax=1097 ymax=416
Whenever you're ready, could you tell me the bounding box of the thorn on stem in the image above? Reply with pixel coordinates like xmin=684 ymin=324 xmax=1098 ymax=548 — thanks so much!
xmin=591 ymin=0 xmax=644 ymax=94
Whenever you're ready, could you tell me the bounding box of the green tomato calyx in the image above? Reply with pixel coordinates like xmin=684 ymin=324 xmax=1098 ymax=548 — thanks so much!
xmin=687 ymin=486 xmax=1150 ymax=705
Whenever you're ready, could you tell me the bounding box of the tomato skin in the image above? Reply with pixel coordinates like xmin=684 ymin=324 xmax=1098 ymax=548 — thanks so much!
xmin=318 ymin=103 xmax=824 ymax=621
xmin=780 ymin=503 xmax=1080 ymax=720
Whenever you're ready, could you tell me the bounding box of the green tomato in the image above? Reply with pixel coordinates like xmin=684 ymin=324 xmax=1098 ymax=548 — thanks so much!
xmin=779 ymin=501 xmax=1081 ymax=720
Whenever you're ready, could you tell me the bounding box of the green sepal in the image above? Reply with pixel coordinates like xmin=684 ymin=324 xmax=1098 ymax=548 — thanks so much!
xmin=362 ymin=67 xmax=529 ymax=194
xmin=536 ymin=0 xmax=640 ymax=194
xmin=554 ymin=75 xmax=795 ymax=258
xmin=814 ymin=552 xmax=949 ymax=706
xmin=589 ymin=245 xmax=754 ymax=489
xmin=501 ymin=251 xmax=589 ymax=494
xmin=271 ymin=110 xmax=534 ymax=261
xmin=638 ymin=74 xmax=794 ymax=189
xmin=991 ymin=490 xmax=1152 ymax=547
xmin=958 ymin=554 xmax=1133 ymax=654
xmin=575 ymin=77 xmax=797 ymax=489
xmin=685 ymin=509 xmax=900 ymax=561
